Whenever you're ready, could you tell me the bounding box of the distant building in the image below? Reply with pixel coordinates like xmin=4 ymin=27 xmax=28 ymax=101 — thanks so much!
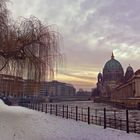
xmin=0 ymin=74 xmax=41 ymax=98
xmin=93 ymin=52 xmax=140 ymax=108
xmin=46 ymin=81 xmax=76 ymax=97
xmin=0 ymin=74 xmax=76 ymax=98
xmin=0 ymin=74 xmax=23 ymax=97
xmin=39 ymin=81 xmax=48 ymax=96
xmin=23 ymin=79 xmax=40 ymax=97
xmin=76 ymin=89 xmax=91 ymax=97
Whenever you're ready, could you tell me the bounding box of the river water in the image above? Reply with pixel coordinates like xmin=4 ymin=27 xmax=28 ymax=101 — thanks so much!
xmin=50 ymin=101 xmax=140 ymax=122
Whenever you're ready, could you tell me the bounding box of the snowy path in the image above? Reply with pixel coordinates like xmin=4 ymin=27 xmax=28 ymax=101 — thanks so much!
xmin=0 ymin=100 xmax=139 ymax=140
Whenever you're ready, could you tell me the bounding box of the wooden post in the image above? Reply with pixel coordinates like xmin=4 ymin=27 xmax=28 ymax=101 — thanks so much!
xmin=76 ymin=106 xmax=78 ymax=121
xmin=88 ymin=107 xmax=90 ymax=124
xmin=104 ymin=108 xmax=106 ymax=129
xmin=126 ymin=110 xmax=129 ymax=133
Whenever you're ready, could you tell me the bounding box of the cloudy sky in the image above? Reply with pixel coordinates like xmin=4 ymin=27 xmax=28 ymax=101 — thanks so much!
xmin=8 ymin=0 xmax=140 ymax=90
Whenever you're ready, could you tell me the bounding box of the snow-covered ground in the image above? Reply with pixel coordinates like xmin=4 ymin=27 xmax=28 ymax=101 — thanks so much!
xmin=0 ymin=100 xmax=139 ymax=140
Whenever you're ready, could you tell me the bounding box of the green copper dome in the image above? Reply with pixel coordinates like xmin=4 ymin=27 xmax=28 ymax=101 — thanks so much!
xmin=125 ymin=65 xmax=134 ymax=81
xmin=103 ymin=53 xmax=124 ymax=82
xmin=103 ymin=59 xmax=123 ymax=71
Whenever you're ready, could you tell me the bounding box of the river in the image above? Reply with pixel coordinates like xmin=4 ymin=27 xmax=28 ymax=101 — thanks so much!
xmin=50 ymin=100 xmax=140 ymax=122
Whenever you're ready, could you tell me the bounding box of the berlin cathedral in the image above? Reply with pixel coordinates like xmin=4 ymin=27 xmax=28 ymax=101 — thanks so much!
xmin=94 ymin=52 xmax=136 ymax=99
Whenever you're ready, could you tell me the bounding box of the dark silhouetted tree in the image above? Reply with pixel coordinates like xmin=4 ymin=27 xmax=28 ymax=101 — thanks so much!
xmin=0 ymin=0 xmax=61 ymax=81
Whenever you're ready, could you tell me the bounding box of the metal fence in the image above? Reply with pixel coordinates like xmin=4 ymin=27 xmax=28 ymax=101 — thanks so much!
xmin=22 ymin=103 xmax=140 ymax=134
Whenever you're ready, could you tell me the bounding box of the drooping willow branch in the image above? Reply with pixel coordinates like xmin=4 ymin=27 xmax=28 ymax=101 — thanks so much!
xmin=0 ymin=0 xmax=61 ymax=81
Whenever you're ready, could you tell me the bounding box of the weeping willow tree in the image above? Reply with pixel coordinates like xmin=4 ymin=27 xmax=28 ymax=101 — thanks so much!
xmin=0 ymin=0 xmax=61 ymax=82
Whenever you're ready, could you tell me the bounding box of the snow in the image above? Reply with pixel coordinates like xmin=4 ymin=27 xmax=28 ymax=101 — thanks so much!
xmin=0 ymin=100 xmax=139 ymax=140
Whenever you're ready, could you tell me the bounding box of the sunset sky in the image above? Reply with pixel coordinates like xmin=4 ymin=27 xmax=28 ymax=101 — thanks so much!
xmin=9 ymin=0 xmax=140 ymax=91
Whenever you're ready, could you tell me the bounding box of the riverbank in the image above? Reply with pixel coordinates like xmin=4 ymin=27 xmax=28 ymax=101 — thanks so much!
xmin=0 ymin=100 xmax=139 ymax=140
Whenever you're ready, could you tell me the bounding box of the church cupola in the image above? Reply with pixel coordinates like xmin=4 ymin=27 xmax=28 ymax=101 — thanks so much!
xmin=125 ymin=65 xmax=134 ymax=81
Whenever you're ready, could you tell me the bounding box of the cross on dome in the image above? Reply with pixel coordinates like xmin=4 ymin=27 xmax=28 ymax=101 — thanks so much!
xmin=111 ymin=52 xmax=114 ymax=59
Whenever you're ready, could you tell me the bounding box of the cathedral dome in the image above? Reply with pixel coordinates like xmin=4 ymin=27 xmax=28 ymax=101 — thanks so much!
xmin=103 ymin=53 xmax=124 ymax=83
xmin=126 ymin=65 xmax=134 ymax=72
xmin=125 ymin=65 xmax=134 ymax=81
xmin=97 ymin=72 xmax=103 ymax=82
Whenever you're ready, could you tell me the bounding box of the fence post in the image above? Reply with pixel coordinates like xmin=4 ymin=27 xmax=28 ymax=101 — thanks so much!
xmin=31 ymin=103 xmax=33 ymax=109
xmin=88 ymin=107 xmax=90 ymax=124
xmin=120 ymin=119 xmax=122 ymax=130
xmin=32 ymin=103 xmax=34 ymax=110
xmin=56 ymin=104 xmax=58 ymax=116
xmin=27 ymin=103 xmax=29 ymax=108
xmin=38 ymin=103 xmax=40 ymax=111
xmin=95 ymin=109 xmax=97 ymax=124
xmin=126 ymin=109 xmax=129 ymax=133
xmin=66 ymin=105 xmax=68 ymax=119
xmin=134 ymin=122 xmax=136 ymax=133
xmin=36 ymin=103 xmax=37 ymax=110
xmin=50 ymin=104 xmax=52 ymax=114
xmin=41 ymin=104 xmax=43 ymax=112
xmin=34 ymin=103 xmax=35 ymax=110
xmin=34 ymin=103 xmax=36 ymax=110
xmin=114 ymin=110 xmax=116 ymax=129
xmin=45 ymin=104 xmax=47 ymax=113
xmin=81 ymin=108 xmax=83 ymax=121
xmin=76 ymin=106 xmax=78 ymax=121
xmin=28 ymin=103 xmax=30 ymax=108
xmin=63 ymin=105 xmax=64 ymax=118
xmin=104 ymin=108 xmax=106 ymax=129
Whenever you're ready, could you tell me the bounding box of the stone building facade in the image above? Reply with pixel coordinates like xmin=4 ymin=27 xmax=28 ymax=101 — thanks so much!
xmin=0 ymin=74 xmax=23 ymax=97
xmin=46 ymin=80 xmax=76 ymax=97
